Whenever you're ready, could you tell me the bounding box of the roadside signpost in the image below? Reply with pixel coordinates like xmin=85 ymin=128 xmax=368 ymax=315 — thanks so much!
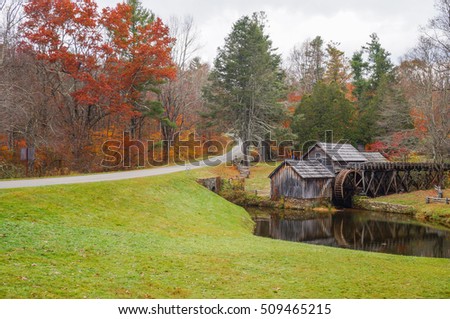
xmin=20 ymin=147 xmax=35 ymax=177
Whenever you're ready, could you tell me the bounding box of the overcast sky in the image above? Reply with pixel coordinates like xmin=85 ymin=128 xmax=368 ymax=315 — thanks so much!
xmin=98 ymin=0 xmax=437 ymax=65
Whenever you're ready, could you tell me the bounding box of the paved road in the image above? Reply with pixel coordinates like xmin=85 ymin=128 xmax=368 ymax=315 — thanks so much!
xmin=0 ymin=143 xmax=243 ymax=189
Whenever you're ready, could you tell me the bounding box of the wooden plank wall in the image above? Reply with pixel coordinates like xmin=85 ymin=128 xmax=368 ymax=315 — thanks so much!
xmin=271 ymin=165 xmax=333 ymax=200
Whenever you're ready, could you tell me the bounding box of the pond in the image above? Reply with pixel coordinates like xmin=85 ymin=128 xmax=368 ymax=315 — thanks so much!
xmin=248 ymin=207 xmax=450 ymax=259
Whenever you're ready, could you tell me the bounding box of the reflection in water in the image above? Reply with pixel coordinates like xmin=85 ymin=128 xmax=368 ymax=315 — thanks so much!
xmin=251 ymin=209 xmax=450 ymax=259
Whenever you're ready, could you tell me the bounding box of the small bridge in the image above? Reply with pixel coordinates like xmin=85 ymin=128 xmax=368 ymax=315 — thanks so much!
xmin=333 ymin=162 xmax=450 ymax=207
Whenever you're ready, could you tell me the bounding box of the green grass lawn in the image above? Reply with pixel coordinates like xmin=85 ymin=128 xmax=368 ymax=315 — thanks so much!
xmin=244 ymin=162 xmax=279 ymax=196
xmin=371 ymin=189 xmax=450 ymax=227
xmin=0 ymin=171 xmax=449 ymax=298
xmin=191 ymin=162 xmax=279 ymax=197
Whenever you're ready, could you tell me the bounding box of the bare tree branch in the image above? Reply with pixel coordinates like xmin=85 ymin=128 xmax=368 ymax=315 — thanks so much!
xmin=159 ymin=16 xmax=206 ymax=142
xmin=168 ymin=15 xmax=201 ymax=70
xmin=400 ymin=34 xmax=449 ymax=184
xmin=0 ymin=0 xmax=7 ymax=12
xmin=287 ymin=36 xmax=326 ymax=95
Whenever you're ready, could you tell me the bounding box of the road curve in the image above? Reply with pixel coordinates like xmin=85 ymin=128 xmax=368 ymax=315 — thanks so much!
xmin=0 ymin=143 xmax=243 ymax=189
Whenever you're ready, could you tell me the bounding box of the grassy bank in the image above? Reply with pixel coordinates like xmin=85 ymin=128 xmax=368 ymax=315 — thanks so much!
xmin=191 ymin=161 xmax=278 ymax=196
xmin=244 ymin=163 xmax=278 ymax=196
xmin=367 ymin=189 xmax=450 ymax=227
xmin=0 ymin=171 xmax=449 ymax=298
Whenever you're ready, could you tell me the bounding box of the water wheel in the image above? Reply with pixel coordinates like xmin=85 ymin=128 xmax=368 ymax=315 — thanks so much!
xmin=334 ymin=169 xmax=362 ymax=208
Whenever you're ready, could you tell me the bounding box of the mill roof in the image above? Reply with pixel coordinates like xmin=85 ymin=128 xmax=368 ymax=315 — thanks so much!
xmin=360 ymin=152 xmax=388 ymax=163
xmin=269 ymin=160 xmax=335 ymax=179
xmin=310 ymin=143 xmax=367 ymax=162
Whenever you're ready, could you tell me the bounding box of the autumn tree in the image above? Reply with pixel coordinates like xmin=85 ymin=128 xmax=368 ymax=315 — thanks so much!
xmin=205 ymin=12 xmax=285 ymax=164
xmin=0 ymin=0 xmax=40 ymax=153
xmin=20 ymin=0 xmax=174 ymax=170
xmin=287 ymin=36 xmax=326 ymax=95
xmin=400 ymin=39 xmax=449 ymax=175
xmin=1 ymin=52 xmax=60 ymax=168
xmin=159 ymin=16 xmax=206 ymax=144
xmin=0 ymin=1 xmax=66 ymax=176
xmin=323 ymin=42 xmax=351 ymax=88
xmin=123 ymin=0 xmax=174 ymax=139
xmin=399 ymin=0 xmax=449 ymax=182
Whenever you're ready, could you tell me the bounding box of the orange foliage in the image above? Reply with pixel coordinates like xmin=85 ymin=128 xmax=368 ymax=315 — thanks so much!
xmin=21 ymin=0 xmax=175 ymax=119
xmin=367 ymin=131 xmax=415 ymax=161
xmin=410 ymin=107 xmax=428 ymax=135
xmin=345 ymin=83 xmax=357 ymax=102
xmin=282 ymin=91 xmax=302 ymax=128
xmin=287 ymin=92 xmax=302 ymax=103
xmin=15 ymin=0 xmax=176 ymax=174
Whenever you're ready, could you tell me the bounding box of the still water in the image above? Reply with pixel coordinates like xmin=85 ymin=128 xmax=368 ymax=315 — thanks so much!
xmin=248 ymin=208 xmax=450 ymax=259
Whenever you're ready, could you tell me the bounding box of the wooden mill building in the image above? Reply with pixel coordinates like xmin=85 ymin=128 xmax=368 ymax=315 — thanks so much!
xmin=302 ymin=142 xmax=368 ymax=173
xmin=270 ymin=142 xmax=388 ymax=201
xmin=269 ymin=160 xmax=335 ymax=200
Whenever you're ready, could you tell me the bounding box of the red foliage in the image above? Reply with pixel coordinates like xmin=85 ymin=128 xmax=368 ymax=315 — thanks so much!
xmin=21 ymin=0 xmax=175 ymax=119
xmin=367 ymin=131 xmax=414 ymax=161
xmin=287 ymin=92 xmax=302 ymax=103
xmin=366 ymin=140 xmax=387 ymax=153
xmin=345 ymin=83 xmax=357 ymax=102
xmin=410 ymin=107 xmax=428 ymax=135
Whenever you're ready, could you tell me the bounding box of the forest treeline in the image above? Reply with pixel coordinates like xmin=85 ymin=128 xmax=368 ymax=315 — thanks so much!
xmin=0 ymin=0 xmax=448 ymax=177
